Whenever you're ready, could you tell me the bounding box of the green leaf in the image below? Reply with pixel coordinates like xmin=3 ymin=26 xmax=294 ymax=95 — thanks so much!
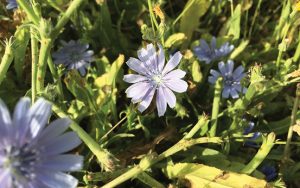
xmin=165 ymin=33 xmax=187 ymax=48
xmin=64 ymin=70 xmax=93 ymax=104
xmin=95 ymin=54 xmax=124 ymax=88
xmin=179 ymin=0 xmax=211 ymax=45
xmin=227 ymin=4 xmax=242 ymax=39
xmin=273 ymin=0 xmax=291 ymax=40
xmin=191 ymin=60 xmax=202 ymax=83
xmin=229 ymin=40 xmax=249 ymax=60
xmin=165 ymin=163 xmax=269 ymax=188
xmin=13 ymin=27 xmax=30 ymax=81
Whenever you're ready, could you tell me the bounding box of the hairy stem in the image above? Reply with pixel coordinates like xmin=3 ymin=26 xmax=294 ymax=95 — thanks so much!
xmin=16 ymin=0 xmax=39 ymax=25
xmin=0 ymin=39 xmax=14 ymax=86
xmin=36 ymin=38 xmax=52 ymax=92
xmin=30 ymin=29 xmax=38 ymax=103
xmin=47 ymin=57 xmax=65 ymax=102
xmin=51 ymin=0 xmax=86 ymax=39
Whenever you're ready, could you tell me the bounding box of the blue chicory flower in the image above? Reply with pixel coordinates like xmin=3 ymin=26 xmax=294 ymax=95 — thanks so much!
xmin=124 ymin=43 xmax=188 ymax=117
xmin=193 ymin=37 xmax=234 ymax=64
xmin=260 ymin=165 xmax=277 ymax=181
xmin=6 ymin=0 xmax=18 ymax=10
xmin=208 ymin=60 xmax=247 ymax=99
xmin=243 ymin=121 xmax=261 ymax=148
xmin=53 ymin=40 xmax=94 ymax=76
xmin=0 ymin=97 xmax=83 ymax=188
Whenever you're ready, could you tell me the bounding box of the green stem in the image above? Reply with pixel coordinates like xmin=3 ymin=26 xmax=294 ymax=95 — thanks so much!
xmin=230 ymin=0 xmax=234 ymax=15
xmin=209 ymin=78 xmax=222 ymax=137
xmin=47 ymin=57 xmax=65 ymax=102
xmin=241 ymin=132 xmax=276 ymax=174
xmin=293 ymin=31 xmax=300 ymax=65
xmin=36 ymin=38 xmax=52 ymax=93
xmin=248 ymin=0 xmax=262 ymax=38
xmin=283 ymin=84 xmax=300 ymax=160
xmin=148 ymin=0 xmax=156 ymax=35
xmin=184 ymin=115 xmax=208 ymax=139
xmin=276 ymin=24 xmax=290 ymax=70
xmin=147 ymin=0 xmax=159 ymax=31
xmin=185 ymin=93 xmax=199 ymax=117
xmin=51 ymin=103 xmax=119 ymax=171
xmin=30 ymin=29 xmax=38 ymax=103
xmin=102 ymin=137 xmax=222 ymax=188
xmin=0 ymin=39 xmax=14 ymax=86
xmin=16 ymin=0 xmax=39 ymax=25
xmin=138 ymin=172 xmax=165 ymax=188
xmin=100 ymin=116 xmax=127 ymax=141
xmin=172 ymin=0 xmax=196 ymax=26
xmin=51 ymin=0 xmax=86 ymax=39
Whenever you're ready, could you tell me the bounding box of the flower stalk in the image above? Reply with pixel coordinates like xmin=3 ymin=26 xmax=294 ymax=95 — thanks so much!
xmin=241 ymin=132 xmax=276 ymax=174
xmin=31 ymin=29 xmax=38 ymax=103
xmin=184 ymin=115 xmax=208 ymax=139
xmin=36 ymin=37 xmax=52 ymax=92
xmin=47 ymin=57 xmax=65 ymax=102
xmin=209 ymin=77 xmax=223 ymax=137
xmin=0 ymin=38 xmax=14 ymax=86
xmin=51 ymin=103 xmax=119 ymax=171
xmin=16 ymin=0 xmax=39 ymax=25
xmin=51 ymin=0 xmax=86 ymax=39
xmin=283 ymin=84 xmax=300 ymax=160
xmin=102 ymin=118 xmax=221 ymax=188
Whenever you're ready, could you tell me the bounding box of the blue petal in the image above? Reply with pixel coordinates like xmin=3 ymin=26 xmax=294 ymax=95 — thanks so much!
xmin=163 ymin=69 xmax=186 ymax=80
xmin=208 ymin=75 xmax=218 ymax=84
xmin=222 ymin=86 xmax=231 ymax=98
xmin=243 ymin=121 xmax=255 ymax=134
xmin=137 ymin=88 xmax=156 ymax=112
xmin=162 ymin=51 xmax=182 ymax=74
xmin=126 ymin=57 xmax=150 ymax=76
xmin=43 ymin=132 xmax=82 ymax=155
xmin=218 ymin=61 xmax=227 ymax=76
xmin=29 ymin=98 xmax=52 ymax=138
xmin=0 ymin=99 xmax=12 ymax=137
xmin=38 ymin=171 xmax=78 ymax=188
xmin=230 ymin=87 xmax=239 ymax=99
xmin=164 ymin=79 xmax=188 ymax=93
xmin=123 ymin=74 xmax=148 ymax=83
xmin=156 ymin=87 xmax=167 ymax=116
xmin=157 ymin=44 xmax=165 ymax=72
xmin=38 ymin=154 xmax=83 ymax=172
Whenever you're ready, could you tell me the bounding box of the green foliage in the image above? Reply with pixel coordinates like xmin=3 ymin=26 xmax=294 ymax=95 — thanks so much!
xmin=227 ymin=4 xmax=242 ymax=39
xmin=179 ymin=0 xmax=211 ymax=46
xmin=2 ymin=0 xmax=300 ymax=187
xmin=13 ymin=27 xmax=30 ymax=80
xmin=165 ymin=163 xmax=269 ymax=188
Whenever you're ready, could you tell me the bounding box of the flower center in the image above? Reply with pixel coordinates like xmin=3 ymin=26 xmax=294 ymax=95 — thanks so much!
xmin=3 ymin=144 xmax=39 ymax=181
xmin=224 ymin=75 xmax=237 ymax=86
xmin=152 ymin=74 xmax=163 ymax=85
xmin=70 ymin=52 xmax=80 ymax=61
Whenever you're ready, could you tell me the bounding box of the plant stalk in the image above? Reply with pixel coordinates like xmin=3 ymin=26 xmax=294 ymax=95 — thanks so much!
xmin=36 ymin=38 xmax=52 ymax=92
xmin=51 ymin=103 xmax=119 ymax=171
xmin=102 ymin=136 xmax=222 ymax=187
xmin=241 ymin=132 xmax=276 ymax=174
xmin=0 ymin=39 xmax=14 ymax=86
xmin=209 ymin=77 xmax=222 ymax=137
xmin=283 ymin=84 xmax=300 ymax=160
xmin=16 ymin=0 xmax=39 ymax=25
xmin=31 ymin=29 xmax=38 ymax=103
